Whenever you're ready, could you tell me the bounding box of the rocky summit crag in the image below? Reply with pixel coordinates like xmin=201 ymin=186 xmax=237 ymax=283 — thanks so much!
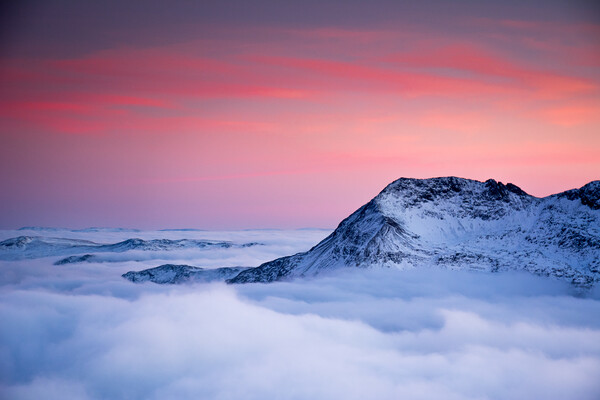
xmin=228 ymin=177 xmax=600 ymax=286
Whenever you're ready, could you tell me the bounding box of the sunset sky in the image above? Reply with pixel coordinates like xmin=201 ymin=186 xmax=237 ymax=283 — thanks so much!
xmin=1 ymin=0 xmax=599 ymax=229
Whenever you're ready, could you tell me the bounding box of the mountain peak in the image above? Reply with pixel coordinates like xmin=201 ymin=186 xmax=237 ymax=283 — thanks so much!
xmin=379 ymin=177 xmax=530 ymax=203
xmin=556 ymin=180 xmax=600 ymax=210
xmin=228 ymin=177 xmax=599 ymax=286
xmin=484 ymin=179 xmax=529 ymax=199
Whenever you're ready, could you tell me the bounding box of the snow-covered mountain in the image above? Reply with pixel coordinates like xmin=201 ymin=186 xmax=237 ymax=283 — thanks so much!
xmin=17 ymin=227 xmax=142 ymax=233
xmin=122 ymin=264 xmax=250 ymax=284
xmin=0 ymin=236 xmax=261 ymax=261
xmin=227 ymin=177 xmax=599 ymax=286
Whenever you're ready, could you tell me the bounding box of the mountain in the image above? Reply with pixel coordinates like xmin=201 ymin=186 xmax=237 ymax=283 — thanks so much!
xmin=17 ymin=227 xmax=142 ymax=233
xmin=54 ymin=254 xmax=98 ymax=265
xmin=228 ymin=177 xmax=600 ymax=286
xmin=0 ymin=236 xmax=261 ymax=261
xmin=122 ymin=264 xmax=250 ymax=284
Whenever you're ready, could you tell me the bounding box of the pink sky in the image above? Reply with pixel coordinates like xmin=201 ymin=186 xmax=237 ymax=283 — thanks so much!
xmin=0 ymin=1 xmax=599 ymax=229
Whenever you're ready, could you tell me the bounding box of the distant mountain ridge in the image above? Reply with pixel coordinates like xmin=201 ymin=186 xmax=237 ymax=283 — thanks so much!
xmin=0 ymin=236 xmax=261 ymax=261
xmin=123 ymin=264 xmax=250 ymax=284
xmin=224 ymin=177 xmax=599 ymax=286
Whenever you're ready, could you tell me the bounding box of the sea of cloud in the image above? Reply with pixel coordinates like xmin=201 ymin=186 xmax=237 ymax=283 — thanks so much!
xmin=1 ymin=229 xmax=599 ymax=400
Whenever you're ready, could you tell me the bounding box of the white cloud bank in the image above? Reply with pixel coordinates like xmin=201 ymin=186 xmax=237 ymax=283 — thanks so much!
xmin=1 ymin=230 xmax=599 ymax=400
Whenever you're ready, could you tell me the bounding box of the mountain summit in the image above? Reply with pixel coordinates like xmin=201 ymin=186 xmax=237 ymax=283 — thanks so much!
xmin=228 ymin=177 xmax=600 ymax=286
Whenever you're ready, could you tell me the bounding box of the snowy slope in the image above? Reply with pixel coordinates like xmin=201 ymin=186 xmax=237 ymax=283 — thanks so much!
xmin=229 ymin=177 xmax=600 ymax=286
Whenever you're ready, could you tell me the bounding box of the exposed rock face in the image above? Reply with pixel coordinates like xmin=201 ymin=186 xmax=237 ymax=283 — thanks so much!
xmin=556 ymin=181 xmax=600 ymax=210
xmin=228 ymin=177 xmax=600 ymax=286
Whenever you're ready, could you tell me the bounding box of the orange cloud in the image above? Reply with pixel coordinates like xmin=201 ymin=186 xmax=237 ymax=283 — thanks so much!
xmin=538 ymin=103 xmax=600 ymax=127
xmin=389 ymin=44 xmax=597 ymax=99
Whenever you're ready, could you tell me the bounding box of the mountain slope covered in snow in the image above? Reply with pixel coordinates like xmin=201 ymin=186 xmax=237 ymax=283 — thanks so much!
xmin=228 ymin=177 xmax=599 ymax=286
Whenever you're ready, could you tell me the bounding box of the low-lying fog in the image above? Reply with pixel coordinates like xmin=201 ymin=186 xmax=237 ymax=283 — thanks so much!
xmin=1 ymin=229 xmax=599 ymax=400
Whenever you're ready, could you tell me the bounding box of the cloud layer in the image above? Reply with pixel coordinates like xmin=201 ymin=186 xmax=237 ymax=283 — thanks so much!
xmin=1 ymin=229 xmax=599 ymax=399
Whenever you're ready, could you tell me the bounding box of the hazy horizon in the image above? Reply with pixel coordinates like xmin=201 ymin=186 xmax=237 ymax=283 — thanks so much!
xmin=0 ymin=176 xmax=597 ymax=230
